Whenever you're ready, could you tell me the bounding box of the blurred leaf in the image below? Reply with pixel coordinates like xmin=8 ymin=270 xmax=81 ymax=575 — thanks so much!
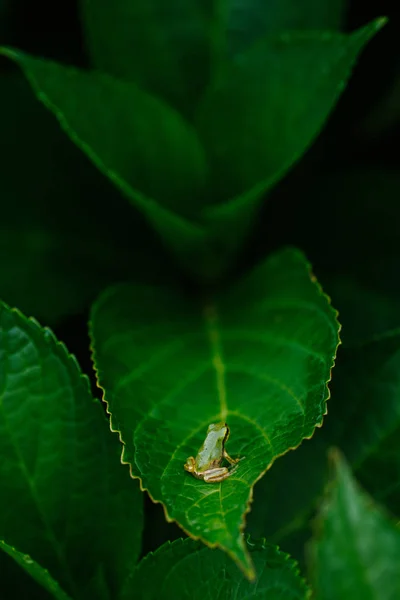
xmin=225 ymin=0 xmax=347 ymax=56
xmin=90 ymin=248 xmax=339 ymax=579
xmin=308 ymin=450 xmax=400 ymax=600
xmin=197 ymin=20 xmax=385 ymax=208
xmin=0 ymin=541 xmax=71 ymax=600
xmin=123 ymin=537 xmax=309 ymax=599
xmin=0 ymin=301 xmax=143 ymax=599
xmin=0 ymin=49 xmax=214 ymax=278
xmin=0 ymin=71 xmax=173 ymax=324
xmin=80 ymin=0 xmax=210 ymax=114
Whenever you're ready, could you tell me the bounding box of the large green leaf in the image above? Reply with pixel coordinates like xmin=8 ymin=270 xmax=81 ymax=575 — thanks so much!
xmin=224 ymin=0 xmax=347 ymax=56
xmin=0 ymin=301 xmax=143 ymax=599
xmin=0 ymin=48 xmax=211 ymax=277
xmin=0 ymin=541 xmax=71 ymax=600
xmin=122 ymin=537 xmax=309 ymax=599
xmin=197 ymin=19 xmax=385 ymax=210
xmin=308 ymin=450 xmax=400 ymax=599
xmin=90 ymin=247 xmax=340 ymax=579
xmin=80 ymin=0 xmax=209 ymax=114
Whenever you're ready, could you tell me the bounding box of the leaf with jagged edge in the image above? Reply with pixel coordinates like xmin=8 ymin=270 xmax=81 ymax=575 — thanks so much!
xmin=90 ymin=247 xmax=340 ymax=580
xmin=308 ymin=449 xmax=400 ymax=599
xmin=0 ymin=301 xmax=143 ymax=599
xmin=122 ymin=536 xmax=309 ymax=600
xmin=0 ymin=540 xmax=72 ymax=600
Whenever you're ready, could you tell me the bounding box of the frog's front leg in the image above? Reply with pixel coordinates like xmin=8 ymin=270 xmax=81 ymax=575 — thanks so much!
xmin=203 ymin=465 xmax=239 ymax=483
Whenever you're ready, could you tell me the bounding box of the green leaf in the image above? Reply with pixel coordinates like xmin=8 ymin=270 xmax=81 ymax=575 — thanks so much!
xmin=0 ymin=49 xmax=211 ymax=277
xmin=90 ymin=247 xmax=340 ymax=579
xmin=225 ymin=0 xmax=347 ymax=56
xmin=197 ymin=19 xmax=386 ymax=209
xmin=80 ymin=0 xmax=210 ymax=114
xmin=327 ymin=331 xmax=400 ymax=516
xmin=308 ymin=449 xmax=400 ymax=600
xmin=123 ymin=537 xmax=309 ymax=599
xmin=0 ymin=71 xmax=174 ymax=324
xmin=0 ymin=540 xmax=71 ymax=600
xmin=0 ymin=301 xmax=143 ymax=599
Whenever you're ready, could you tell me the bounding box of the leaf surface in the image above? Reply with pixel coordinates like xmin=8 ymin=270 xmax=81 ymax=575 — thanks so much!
xmin=80 ymin=0 xmax=209 ymax=113
xmin=309 ymin=450 xmax=400 ymax=600
xmin=90 ymin=248 xmax=340 ymax=578
xmin=122 ymin=537 xmax=309 ymax=599
xmin=0 ymin=302 xmax=143 ymax=599
xmin=0 ymin=48 xmax=211 ymax=276
xmin=0 ymin=540 xmax=71 ymax=600
xmin=197 ymin=20 xmax=385 ymax=208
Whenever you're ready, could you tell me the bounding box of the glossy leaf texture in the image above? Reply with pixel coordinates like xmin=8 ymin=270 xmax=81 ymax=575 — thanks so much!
xmin=90 ymin=247 xmax=340 ymax=579
xmin=0 ymin=541 xmax=72 ymax=600
xmin=197 ymin=19 xmax=385 ymax=208
xmin=0 ymin=301 xmax=143 ymax=600
xmin=80 ymin=0 xmax=210 ymax=114
xmin=224 ymin=0 xmax=347 ymax=56
xmin=309 ymin=450 xmax=400 ymax=600
xmin=0 ymin=48 xmax=211 ymax=275
xmin=122 ymin=537 xmax=309 ymax=600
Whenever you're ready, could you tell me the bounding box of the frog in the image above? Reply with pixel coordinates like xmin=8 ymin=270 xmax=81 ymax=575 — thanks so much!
xmin=184 ymin=422 xmax=244 ymax=482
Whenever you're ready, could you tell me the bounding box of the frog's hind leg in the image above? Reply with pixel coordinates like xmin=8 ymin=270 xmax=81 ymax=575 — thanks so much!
xmin=203 ymin=467 xmax=231 ymax=483
xmin=223 ymin=449 xmax=245 ymax=465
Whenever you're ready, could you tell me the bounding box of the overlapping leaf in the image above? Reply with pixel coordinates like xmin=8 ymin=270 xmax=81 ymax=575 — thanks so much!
xmin=309 ymin=450 xmax=400 ymax=599
xmin=122 ymin=537 xmax=309 ymax=599
xmin=0 ymin=301 xmax=143 ymax=599
xmin=90 ymin=248 xmax=340 ymax=578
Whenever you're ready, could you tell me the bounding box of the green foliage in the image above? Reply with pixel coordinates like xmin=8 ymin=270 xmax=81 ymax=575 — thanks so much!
xmin=0 ymin=302 xmax=143 ymax=599
xmin=0 ymin=17 xmax=383 ymax=281
xmin=309 ymin=450 xmax=400 ymax=599
xmin=122 ymin=537 xmax=309 ymax=599
xmin=0 ymin=1 xmax=398 ymax=599
xmin=90 ymin=248 xmax=339 ymax=577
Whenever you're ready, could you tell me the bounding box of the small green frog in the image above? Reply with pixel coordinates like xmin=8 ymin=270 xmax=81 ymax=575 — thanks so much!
xmin=184 ymin=422 xmax=244 ymax=483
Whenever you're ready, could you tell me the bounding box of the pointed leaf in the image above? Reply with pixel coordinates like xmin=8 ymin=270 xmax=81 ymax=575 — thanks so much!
xmin=80 ymin=0 xmax=210 ymax=113
xmin=197 ymin=19 xmax=385 ymax=209
xmin=0 ymin=540 xmax=71 ymax=600
xmin=90 ymin=247 xmax=340 ymax=579
xmin=122 ymin=537 xmax=309 ymax=599
xmin=0 ymin=301 xmax=143 ymax=599
xmin=0 ymin=48 xmax=211 ymax=276
xmin=309 ymin=450 xmax=400 ymax=600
